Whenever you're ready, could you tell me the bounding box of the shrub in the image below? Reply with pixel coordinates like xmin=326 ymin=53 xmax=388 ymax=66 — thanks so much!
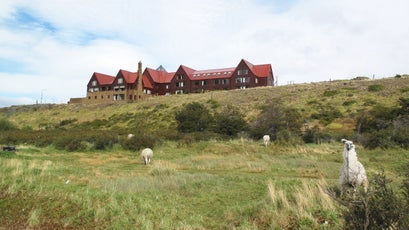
xmin=323 ymin=90 xmax=339 ymax=97
xmin=121 ymin=132 xmax=157 ymax=151
xmin=0 ymin=118 xmax=17 ymax=131
xmin=54 ymin=135 xmax=85 ymax=152
xmin=249 ymin=102 xmax=303 ymax=142
xmin=340 ymin=170 xmax=407 ymax=230
xmin=213 ymin=105 xmax=248 ymax=136
xmin=342 ymin=100 xmax=357 ymax=106
xmin=59 ymin=118 xmax=78 ymax=127
xmin=207 ymin=99 xmax=220 ymax=109
xmin=175 ymin=102 xmax=214 ymax=133
xmin=400 ymin=86 xmax=409 ymax=93
xmin=311 ymin=106 xmax=342 ymax=125
xmin=368 ymin=84 xmax=385 ymax=92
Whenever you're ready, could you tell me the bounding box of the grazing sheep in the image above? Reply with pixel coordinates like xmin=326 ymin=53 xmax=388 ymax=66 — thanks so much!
xmin=263 ymin=135 xmax=270 ymax=147
xmin=141 ymin=148 xmax=153 ymax=165
xmin=339 ymin=139 xmax=368 ymax=195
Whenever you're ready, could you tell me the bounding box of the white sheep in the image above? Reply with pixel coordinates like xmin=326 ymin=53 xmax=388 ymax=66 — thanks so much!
xmin=263 ymin=135 xmax=270 ymax=147
xmin=141 ymin=148 xmax=153 ymax=165
xmin=339 ymin=139 xmax=368 ymax=195
xmin=127 ymin=133 xmax=135 ymax=139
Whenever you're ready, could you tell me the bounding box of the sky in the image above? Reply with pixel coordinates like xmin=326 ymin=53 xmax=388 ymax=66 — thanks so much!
xmin=1 ymin=0 xmax=408 ymax=108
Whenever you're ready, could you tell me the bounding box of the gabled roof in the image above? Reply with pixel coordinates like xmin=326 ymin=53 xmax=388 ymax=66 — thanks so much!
xmin=145 ymin=68 xmax=175 ymax=84
xmin=240 ymin=59 xmax=271 ymax=78
xmin=178 ymin=65 xmax=196 ymax=80
xmin=117 ymin=69 xmax=137 ymax=83
xmin=252 ymin=64 xmax=272 ymax=77
xmin=93 ymin=72 xmax=115 ymax=85
xmin=142 ymin=76 xmax=154 ymax=89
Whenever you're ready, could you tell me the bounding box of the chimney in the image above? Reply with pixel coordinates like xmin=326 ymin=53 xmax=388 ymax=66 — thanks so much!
xmin=137 ymin=61 xmax=143 ymax=100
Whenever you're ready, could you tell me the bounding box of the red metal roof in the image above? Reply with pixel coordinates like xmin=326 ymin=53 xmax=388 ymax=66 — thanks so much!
xmin=94 ymin=72 xmax=115 ymax=85
xmin=142 ymin=76 xmax=153 ymax=88
xmin=241 ymin=59 xmax=271 ymax=78
xmin=252 ymin=64 xmax=272 ymax=77
xmin=117 ymin=69 xmax=137 ymax=83
xmin=145 ymin=68 xmax=175 ymax=84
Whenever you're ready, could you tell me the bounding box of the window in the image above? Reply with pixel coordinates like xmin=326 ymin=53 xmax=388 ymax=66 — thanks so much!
xmin=194 ymin=81 xmax=199 ymax=86
xmin=118 ymin=78 xmax=123 ymax=84
xmin=236 ymin=77 xmax=249 ymax=83
xmin=176 ymin=82 xmax=184 ymax=87
xmin=177 ymin=74 xmax=183 ymax=80
xmin=92 ymin=80 xmax=97 ymax=86
xmin=166 ymin=85 xmax=169 ymax=89
xmin=255 ymin=78 xmax=258 ymax=84
xmin=244 ymin=69 xmax=248 ymax=75
xmin=238 ymin=70 xmax=242 ymax=75
xmin=215 ymin=79 xmax=219 ymax=84
xmin=201 ymin=80 xmax=206 ymax=86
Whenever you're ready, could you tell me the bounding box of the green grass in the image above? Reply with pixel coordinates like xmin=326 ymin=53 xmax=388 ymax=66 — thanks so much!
xmin=1 ymin=141 xmax=408 ymax=229
xmin=1 ymin=76 xmax=409 ymax=228
xmin=3 ymin=76 xmax=409 ymax=133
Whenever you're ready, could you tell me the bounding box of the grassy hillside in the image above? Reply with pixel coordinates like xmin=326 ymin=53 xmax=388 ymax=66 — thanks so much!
xmin=2 ymin=76 xmax=409 ymax=135
xmin=1 ymin=76 xmax=409 ymax=229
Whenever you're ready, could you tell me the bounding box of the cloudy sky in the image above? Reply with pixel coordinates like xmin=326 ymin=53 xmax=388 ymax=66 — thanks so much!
xmin=1 ymin=0 xmax=408 ymax=107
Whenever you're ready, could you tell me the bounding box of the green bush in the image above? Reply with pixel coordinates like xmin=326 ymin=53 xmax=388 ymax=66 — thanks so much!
xmin=311 ymin=106 xmax=343 ymax=125
xmin=249 ymin=102 xmax=303 ymax=141
xmin=368 ymin=84 xmax=385 ymax=92
xmin=342 ymin=100 xmax=357 ymax=106
xmin=323 ymin=90 xmax=339 ymax=97
xmin=175 ymin=102 xmax=214 ymax=133
xmin=400 ymin=86 xmax=409 ymax=93
xmin=120 ymin=132 xmax=157 ymax=151
xmin=0 ymin=118 xmax=17 ymax=131
xmin=341 ymin=170 xmax=408 ymax=229
xmin=213 ymin=105 xmax=248 ymax=136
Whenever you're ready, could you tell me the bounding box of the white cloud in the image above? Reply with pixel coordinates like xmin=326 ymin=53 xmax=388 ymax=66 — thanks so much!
xmin=1 ymin=0 xmax=408 ymax=107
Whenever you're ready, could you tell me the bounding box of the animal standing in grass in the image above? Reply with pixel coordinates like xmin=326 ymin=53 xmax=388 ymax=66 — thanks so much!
xmin=263 ymin=135 xmax=270 ymax=147
xmin=141 ymin=148 xmax=153 ymax=165
xmin=339 ymin=139 xmax=368 ymax=195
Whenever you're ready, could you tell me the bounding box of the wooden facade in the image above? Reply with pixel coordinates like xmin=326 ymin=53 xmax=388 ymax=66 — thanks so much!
xmin=78 ymin=59 xmax=274 ymax=104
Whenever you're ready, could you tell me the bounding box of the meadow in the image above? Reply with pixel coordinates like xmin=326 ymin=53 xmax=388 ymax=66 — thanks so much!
xmin=1 ymin=76 xmax=409 ymax=229
xmin=1 ymin=140 xmax=408 ymax=229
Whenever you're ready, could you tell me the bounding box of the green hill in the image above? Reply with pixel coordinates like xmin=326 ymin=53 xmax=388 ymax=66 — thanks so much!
xmin=1 ymin=76 xmax=409 ymax=229
xmin=2 ymin=76 xmax=409 ymax=135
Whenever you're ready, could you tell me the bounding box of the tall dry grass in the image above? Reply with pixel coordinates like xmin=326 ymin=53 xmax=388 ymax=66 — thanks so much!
xmin=268 ymin=178 xmax=339 ymax=229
